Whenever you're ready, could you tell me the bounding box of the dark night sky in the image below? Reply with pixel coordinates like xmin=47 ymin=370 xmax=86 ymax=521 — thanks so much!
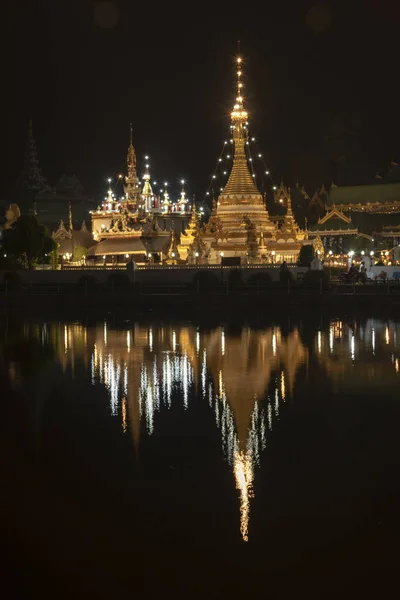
xmin=5 ymin=0 xmax=400 ymax=204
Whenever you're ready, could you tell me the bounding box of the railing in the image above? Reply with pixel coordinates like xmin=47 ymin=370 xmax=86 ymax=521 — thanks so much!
xmin=62 ymin=263 xmax=292 ymax=271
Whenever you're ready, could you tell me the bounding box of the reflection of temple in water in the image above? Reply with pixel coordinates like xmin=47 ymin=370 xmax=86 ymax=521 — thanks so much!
xmin=49 ymin=321 xmax=309 ymax=541
xmin=315 ymin=319 xmax=400 ymax=393
xmin=39 ymin=317 xmax=400 ymax=541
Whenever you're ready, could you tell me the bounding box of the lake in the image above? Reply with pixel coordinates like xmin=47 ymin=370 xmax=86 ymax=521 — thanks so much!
xmin=2 ymin=313 xmax=400 ymax=598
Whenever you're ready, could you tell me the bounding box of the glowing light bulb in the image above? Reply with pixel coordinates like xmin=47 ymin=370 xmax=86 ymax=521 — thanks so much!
xmin=181 ymin=179 xmax=185 ymax=184
xmin=218 ymin=158 xmax=222 ymax=162
xmin=249 ymin=158 xmax=252 ymax=161
xmin=108 ymin=178 xmax=111 ymax=183
xmin=223 ymin=171 xmax=227 ymax=174
xmin=251 ymin=137 xmax=255 ymax=141
xmin=145 ymin=155 xmax=149 ymax=160
xmin=265 ymin=171 xmax=269 ymax=175
xmin=238 ymin=70 xmax=241 ymax=76
xmin=237 ymin=57 xmax=241 ymax=63
xmin=258 ymin=153 xmax=262 ymax=157
xmin=212 ymin=175 xmax=216 ymax=179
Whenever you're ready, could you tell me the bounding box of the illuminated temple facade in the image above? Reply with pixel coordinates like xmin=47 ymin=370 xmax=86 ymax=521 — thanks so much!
xmin=87 ymin=126 xmax=193 ymax=265
xmin=200 ymin=57 xmax=313 ymax=264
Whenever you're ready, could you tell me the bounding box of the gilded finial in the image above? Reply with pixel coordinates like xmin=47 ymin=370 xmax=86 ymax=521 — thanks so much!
xmin=68 ymin=201 xmax=73 ymax=230
xmin=129 ymin=122 xmax=133 ymax=146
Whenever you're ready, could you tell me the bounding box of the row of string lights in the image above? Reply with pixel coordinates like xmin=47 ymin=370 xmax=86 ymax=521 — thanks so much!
xmin=104 ymin=169 xmax=191 ymax=201
xmin=202 ymin=135 xmax=279 ymax=203
xmin=203 ymin=54 xmax=279 ymax=206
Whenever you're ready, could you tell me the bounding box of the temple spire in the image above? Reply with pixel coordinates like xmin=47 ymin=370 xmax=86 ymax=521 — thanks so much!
xmin=178 ymin=180 xmax=189 ymax=212
xmin=68 ymin=201 xmax=73 ymax=230
xmin=221 ymin=56 xmax=259 ymax=196
xmin=142 ymin=162 xmax=153 ymax=196
xmin=124 ymin=123 xmax=140 ymax=207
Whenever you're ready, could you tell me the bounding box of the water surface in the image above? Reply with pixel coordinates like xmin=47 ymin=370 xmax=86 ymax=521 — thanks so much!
xmin=2 ymin=315 xmax=400 ymax=597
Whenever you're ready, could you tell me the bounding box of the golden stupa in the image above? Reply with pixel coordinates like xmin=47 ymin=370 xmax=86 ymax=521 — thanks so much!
xmin=200 ymin=56 xmax=310 ymax=264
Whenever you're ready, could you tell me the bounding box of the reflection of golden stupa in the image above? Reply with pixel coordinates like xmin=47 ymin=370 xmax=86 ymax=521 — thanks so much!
xmin=50 ymin=321 xmax=308 ymax=543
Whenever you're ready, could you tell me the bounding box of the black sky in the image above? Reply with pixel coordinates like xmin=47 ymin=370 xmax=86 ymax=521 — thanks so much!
xmin=5 ymin=0 xmax=400 ymax=204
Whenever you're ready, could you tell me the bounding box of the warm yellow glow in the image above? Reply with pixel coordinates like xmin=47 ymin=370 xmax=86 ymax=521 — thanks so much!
xmin=234 ymin=450 xmax=253 ymax=542
xmin=395 ymin=358 xmax=399 ymax=373
xmin=237 ymin=57 xmax=241 ymax=63
xmin=280 ymin=371 xmax=286 ymax=401
xmin=385 ymin=327 xmax=390 ymax=345
xmin=122 ymin=396 xmax=127 ymax=433
xmin=127 ymin=330 xmax=131 ymax=353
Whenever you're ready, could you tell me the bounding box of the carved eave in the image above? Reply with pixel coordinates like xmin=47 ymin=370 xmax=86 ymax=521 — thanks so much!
xmin=318 ymin=207 xmax=351 ymax=225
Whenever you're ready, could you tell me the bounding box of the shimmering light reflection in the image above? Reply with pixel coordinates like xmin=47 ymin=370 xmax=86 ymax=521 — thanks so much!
xmin=234 ymin=450 xmax=254 ymax=542
xmin=280 ymin=371 xmax=286 ymax=401
xmin=61 ymin=320 xmax=400 ymax=542
xmin=172 ymin=330 xmax=176 ymax=352
xmin=122 ymin=396 xmax=127 ymax=433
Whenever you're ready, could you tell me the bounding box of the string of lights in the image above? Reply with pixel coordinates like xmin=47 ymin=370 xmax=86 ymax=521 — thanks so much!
xmin=203 ymin=130 xmax=278 ymax=207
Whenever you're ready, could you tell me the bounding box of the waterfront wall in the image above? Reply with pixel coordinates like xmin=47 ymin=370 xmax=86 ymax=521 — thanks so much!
xmin=0 ymin=265 xmax=310 ymax=286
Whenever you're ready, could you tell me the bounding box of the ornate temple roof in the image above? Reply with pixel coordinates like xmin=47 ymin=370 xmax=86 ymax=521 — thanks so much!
xmin=328 ymin=182 xmax=400 ymax=209
xmin=309 ymin=207 xmax=358 ymax=234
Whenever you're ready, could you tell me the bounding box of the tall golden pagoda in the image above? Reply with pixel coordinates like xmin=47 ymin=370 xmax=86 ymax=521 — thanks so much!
xmin=202 ymin=56 xmax=276 ymax=263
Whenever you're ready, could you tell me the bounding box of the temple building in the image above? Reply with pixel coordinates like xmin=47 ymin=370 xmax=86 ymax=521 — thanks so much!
xmin=87 ymin=126 xmax=193 ymax=265
xmin=308 ymin=175 xmax=400 ymax=254
xmin=200 ymin=57 xmax=312 ymax=264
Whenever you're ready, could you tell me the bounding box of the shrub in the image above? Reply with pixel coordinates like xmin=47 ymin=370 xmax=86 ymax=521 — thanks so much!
xmin=301 ymin=269 xmax=330 ymax=290
xmin=298 ymin=244 xmax=315 ymax=267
